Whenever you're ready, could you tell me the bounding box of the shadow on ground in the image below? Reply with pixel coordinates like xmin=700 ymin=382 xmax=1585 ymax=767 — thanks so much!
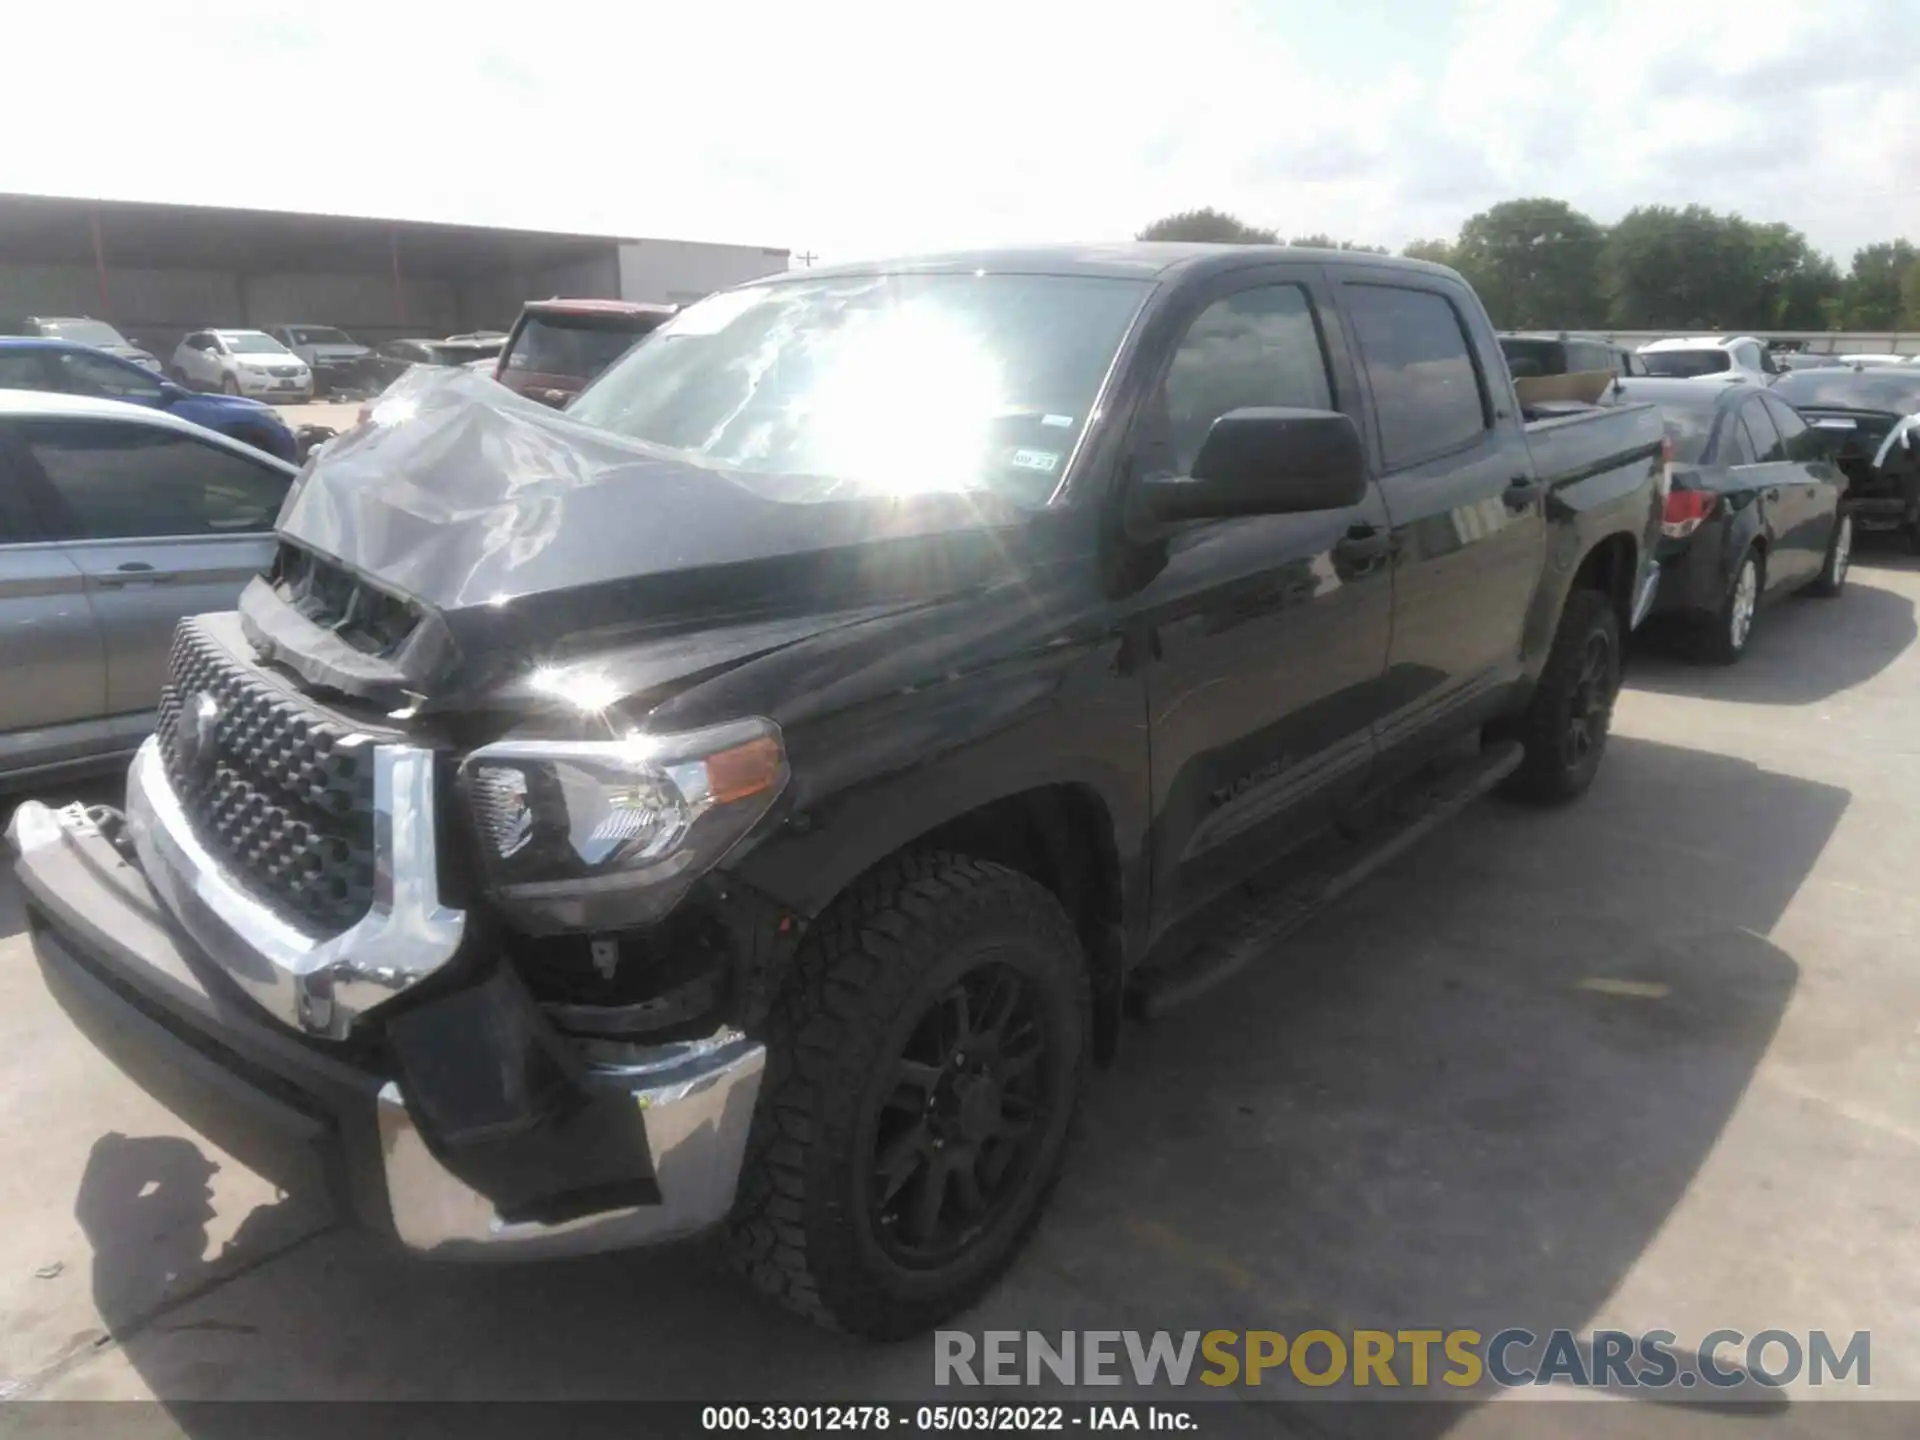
xmin=1630 ymin=571 xmax=1915 ymax=706
xmin=60 ymin=736 xmax=1845 ymax=1434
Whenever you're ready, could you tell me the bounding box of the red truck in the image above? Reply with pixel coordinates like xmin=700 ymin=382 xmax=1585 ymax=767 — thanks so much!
xmin=493 ymin=298 xmax=676 ymax=408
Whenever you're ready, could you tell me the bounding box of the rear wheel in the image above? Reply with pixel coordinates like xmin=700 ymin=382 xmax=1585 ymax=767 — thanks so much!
xmin=1700 ymin=549 xmax=1762 ymax=664
xmin=1499 ymin=588 xmax=1620 ymax=805
xmin=1805 ymin=512 xmax=1851 ymax=598
xmin=725 ymin=853 xmax=1087 ymax=1338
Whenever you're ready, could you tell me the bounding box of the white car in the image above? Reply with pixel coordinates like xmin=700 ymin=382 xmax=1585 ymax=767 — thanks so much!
xmin=171 ymin=329 xmax=313 ymax=402
xmin=1835 ymin=353 xmax=1911 ymax=367
xmin=1638 ymin=335 xmax=1778 ymax=381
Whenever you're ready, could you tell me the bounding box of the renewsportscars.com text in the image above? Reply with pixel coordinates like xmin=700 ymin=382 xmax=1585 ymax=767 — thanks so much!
xmin=934 ymin=1328 xmax=1871 ymax=1391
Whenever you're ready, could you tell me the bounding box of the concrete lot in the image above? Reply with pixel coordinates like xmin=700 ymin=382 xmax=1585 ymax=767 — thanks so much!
xmin=3 ymin=550 xmax=1919 ymax=1433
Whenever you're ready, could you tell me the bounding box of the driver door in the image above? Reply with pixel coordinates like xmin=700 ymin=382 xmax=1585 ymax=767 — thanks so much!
xmin=1128 ymin=266 xmax=1395 ymax=938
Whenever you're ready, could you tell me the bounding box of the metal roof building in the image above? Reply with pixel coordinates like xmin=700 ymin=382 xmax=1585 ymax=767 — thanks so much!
xmin=0 ymin=192 xmax=789 ymax=357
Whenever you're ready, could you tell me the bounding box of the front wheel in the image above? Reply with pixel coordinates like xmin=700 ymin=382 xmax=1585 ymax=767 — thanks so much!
xmin=1498 ymin=588 xmax=1620 ymax=805
xmin=726 ymin=853 xmax=1088 ymax=1338
xmin=1805 ymin=512 xmax=1851 ymax=598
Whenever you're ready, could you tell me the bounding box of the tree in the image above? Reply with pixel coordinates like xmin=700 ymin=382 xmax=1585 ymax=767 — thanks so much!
xmin=1451 ymin=198 xmax=1606 ymax=328
xmin=1602 ymin=204 xmax=1746 ymax=330
xmin=1402 ymin=238 xmax=1457 ymax=267
xmin=1842 ymin=240 xmax=1919 ymax=328
xmin=1748 ymin=222 xmax=1841 ymax=331
xmin=1137 ymin=209 xmax=1277 ymax=244
xmin=1287 ymin=234 xmax=1388 ymax=253
xmin=1902 ymin=257 xmax=1920 ymax=330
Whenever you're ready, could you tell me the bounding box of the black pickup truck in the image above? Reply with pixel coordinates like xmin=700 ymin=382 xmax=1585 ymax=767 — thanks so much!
xmin=9 ymin=245 xmax=1665 ymax=1339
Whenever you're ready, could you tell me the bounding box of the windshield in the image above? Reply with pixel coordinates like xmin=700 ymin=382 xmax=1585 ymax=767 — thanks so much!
xmin=1641 ymin=349 xmax=1731 ymax=378
xmin=567 ymin=273 xmax=1153 ymax=504
xmin=505 ymin=314 xmax=663 ymax=381
xmin=225 ymin=333 xmax=292 ymax=356
xmin=288 ymin=326 xmax=354 ymax=346
xmin=40 ymin=319 xmax=128 ymax=347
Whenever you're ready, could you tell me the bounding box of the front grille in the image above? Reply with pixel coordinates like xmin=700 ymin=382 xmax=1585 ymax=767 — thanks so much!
xmin=267 ymin=364 xmax=301 ymax=377
xmin=156 ymin=618 xmax=377 ymax=936
xmin=271 ymin=544 xmax=422 ymax=659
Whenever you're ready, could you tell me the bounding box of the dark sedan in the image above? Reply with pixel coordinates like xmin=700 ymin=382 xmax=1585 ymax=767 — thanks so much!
xmin=359 ymin=335 xmax=506 ymax=392
xmin=1771 ymin=366 xmax=1920 ymax=550
xmin=1621 ymin=378 xmax=1851 ymax=663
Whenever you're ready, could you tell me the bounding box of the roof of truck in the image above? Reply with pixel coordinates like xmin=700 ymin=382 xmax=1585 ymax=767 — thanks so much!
xmin=783 ymin=243 xmax=1457 ymax=284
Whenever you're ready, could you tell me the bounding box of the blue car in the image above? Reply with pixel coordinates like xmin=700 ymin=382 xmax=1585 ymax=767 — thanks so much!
xmin=0 ymin=337 xmax=297 ymax=462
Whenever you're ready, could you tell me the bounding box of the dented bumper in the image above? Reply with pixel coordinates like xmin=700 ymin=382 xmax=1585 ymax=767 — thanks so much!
xmin=6 ymin=792 xmax=765 ymax=1259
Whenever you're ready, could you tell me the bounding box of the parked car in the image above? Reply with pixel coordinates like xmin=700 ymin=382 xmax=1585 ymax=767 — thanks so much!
xmin=1772 ymin=365 xmax=1920 ymax=551
xmin=0 ymin=315 xmax=163 ymax=373
xmin=171 ymin=330 xmax=313 ymax=402
xmin=1500 ymin=331 xmax=1649 ymax=383
xmin=9 ymin=245 xmax=1665 ymax=1339
xmin=1639 ymin=335 xmax=1780 ymax=381
xmin=1776 ymin=352 xmax=1845 ymax=372
xmin=494 ymin=298 xmax=676 ymax=407
xmin=1833 ymin=353 xmax=1910 ymax=368
xmin=263 ymin=324 xmax=373 ymax=395
xmin=0 ymin=390 xmax=294 ymax=786
xmin=359 ymin=335 xmax=506 ymax=393
xmin=0 ymin=338 xmax=297 ymax=461
xmin=1619 ymin=377 xmax=1850 ymax=663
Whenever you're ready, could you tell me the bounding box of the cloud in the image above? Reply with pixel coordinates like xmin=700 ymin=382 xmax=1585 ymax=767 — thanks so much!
xmin=0 ymin=0 xmax=1911 ymax=267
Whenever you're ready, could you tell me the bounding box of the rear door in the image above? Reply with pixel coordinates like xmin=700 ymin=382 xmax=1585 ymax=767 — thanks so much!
xmin=1336 ymin=275 xmax=1543 ymax=768
xmin=1760 ymin=391 xmax=1845 ymax=555
xmin=1733 ymin=396 xmax=1818 ymax=589
xmin=12 ymin=416 xmax=289 ymax=715
xmin=0 ymin=425 xmax=109 ymax=765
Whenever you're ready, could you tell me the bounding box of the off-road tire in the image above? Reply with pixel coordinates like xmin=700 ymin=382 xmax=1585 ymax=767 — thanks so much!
xmin=1498 ymin=587 xmax=1620 ymax=805
xmin=724 ymin=852 xmax=1089 ymax=1339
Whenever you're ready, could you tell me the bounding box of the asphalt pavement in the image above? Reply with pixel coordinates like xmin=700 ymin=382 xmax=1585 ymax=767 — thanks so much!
xmin=3 ymin=549 xmax=1919 ymax=1434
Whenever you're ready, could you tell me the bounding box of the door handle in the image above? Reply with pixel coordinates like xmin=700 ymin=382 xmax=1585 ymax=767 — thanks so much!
xmin=1333 ymin=524 xmax=1396 ymax=568
xmin=1504 ymin=476 xmax=1545 ymax=512
xmin=97 ymin=562 xmax=175 ymax=589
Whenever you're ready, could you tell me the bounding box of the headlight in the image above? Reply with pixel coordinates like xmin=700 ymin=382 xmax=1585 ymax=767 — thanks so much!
xmin=460 ymin=717 xmax=789 ymax=933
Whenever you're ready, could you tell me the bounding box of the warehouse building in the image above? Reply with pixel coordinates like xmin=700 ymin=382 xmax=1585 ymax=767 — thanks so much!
xmin=0 ymin=191 xmax=789 ymax=359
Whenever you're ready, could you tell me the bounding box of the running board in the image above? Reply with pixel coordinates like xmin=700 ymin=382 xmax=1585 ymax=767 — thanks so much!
xmin=1130 ymin=740 xmax=1524 ymax=1020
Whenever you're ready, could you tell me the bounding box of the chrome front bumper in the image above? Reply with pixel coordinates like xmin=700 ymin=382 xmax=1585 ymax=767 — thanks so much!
xmin=125 ymin=734 xmax=462 ymax=1039
xmin=9 ymin=780 xmax=768 ymax=1259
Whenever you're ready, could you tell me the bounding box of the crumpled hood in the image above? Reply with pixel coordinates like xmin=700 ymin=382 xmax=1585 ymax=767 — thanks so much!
xmin=270 ymin=367 xmax=1048 ymax=696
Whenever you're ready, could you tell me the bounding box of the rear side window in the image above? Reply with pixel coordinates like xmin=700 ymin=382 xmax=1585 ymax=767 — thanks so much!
xmin=1717 ymin=411 xmax=1757 ymax=466
xmin=1760 ymin=393 xmax=1819 ymax=463
xmin=53 ymin=350 xmax=163 ymax=401
xmin=0 ymin=351 xmax=50 ymax=389
xmin=1739 ymin=397 xmax=1784 ymax=463
xmin=1660 ymin=404 xmax=1720 ymax=464
xmin=1147 ymin=283 xmax=1335 ymax=479
xmin=20 ymin=420 xmax=290 ymax=540
xmin=1642 ymin=349 xmax=1731 ymax=378
xmin=1343 ymin=284 xmax=1489 ymax=469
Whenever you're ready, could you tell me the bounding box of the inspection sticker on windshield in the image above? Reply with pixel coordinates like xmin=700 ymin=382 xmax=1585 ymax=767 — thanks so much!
xmin=1009 ymin=449 xmax=1061 ymax=474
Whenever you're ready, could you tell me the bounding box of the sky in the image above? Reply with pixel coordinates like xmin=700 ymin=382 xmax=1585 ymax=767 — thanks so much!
xmin=6 ymin=0 xmax=1915 ymax=269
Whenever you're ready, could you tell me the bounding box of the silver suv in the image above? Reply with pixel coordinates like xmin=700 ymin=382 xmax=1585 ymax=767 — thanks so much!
xmin=0 ymin=390 xmax=294 ymax=787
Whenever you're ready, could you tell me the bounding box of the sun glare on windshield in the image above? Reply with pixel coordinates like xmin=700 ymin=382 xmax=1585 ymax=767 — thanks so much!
xmin=801 ymin=306 xmax=1003 ymax=496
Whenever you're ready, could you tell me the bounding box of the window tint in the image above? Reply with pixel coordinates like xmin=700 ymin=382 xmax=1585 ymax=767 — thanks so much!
xmin=0 ymin=351 xmax=50 ymax=389
xmin=54 ymin=350 xmax=163 ymax=401
xmin=1148 ymin=284 xmax=1335 ymax=478
xmin=1760 ymin=393 xmax=1819 ymax=462
xmin=1740 ymin=397 xmax=1784 ymax=462
xmin=1344 ymin=284 xmax=1488 ymax=467
xmin=1567 ymin=342 xmax=1612 ymax=373
xmin=1716 ymin=412 xmax=1756 ymax=466
xmin=21 ymin=420 xmax=289 ymax=541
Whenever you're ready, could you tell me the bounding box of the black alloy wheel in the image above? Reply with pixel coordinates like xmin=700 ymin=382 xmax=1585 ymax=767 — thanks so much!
xmin=867 ymin=961 xmax=1052 ymax=1268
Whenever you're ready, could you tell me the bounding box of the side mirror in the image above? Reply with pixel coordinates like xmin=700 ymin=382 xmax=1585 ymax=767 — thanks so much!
xmin=1134 ymin=408 xmax=1367 ymax=525
xmin=157 ymin=380 xmax=187 ymax=404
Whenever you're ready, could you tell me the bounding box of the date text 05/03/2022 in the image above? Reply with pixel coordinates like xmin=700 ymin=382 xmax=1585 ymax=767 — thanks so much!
xmin=701 ymin=1404 xmax=1196 ymax=1431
